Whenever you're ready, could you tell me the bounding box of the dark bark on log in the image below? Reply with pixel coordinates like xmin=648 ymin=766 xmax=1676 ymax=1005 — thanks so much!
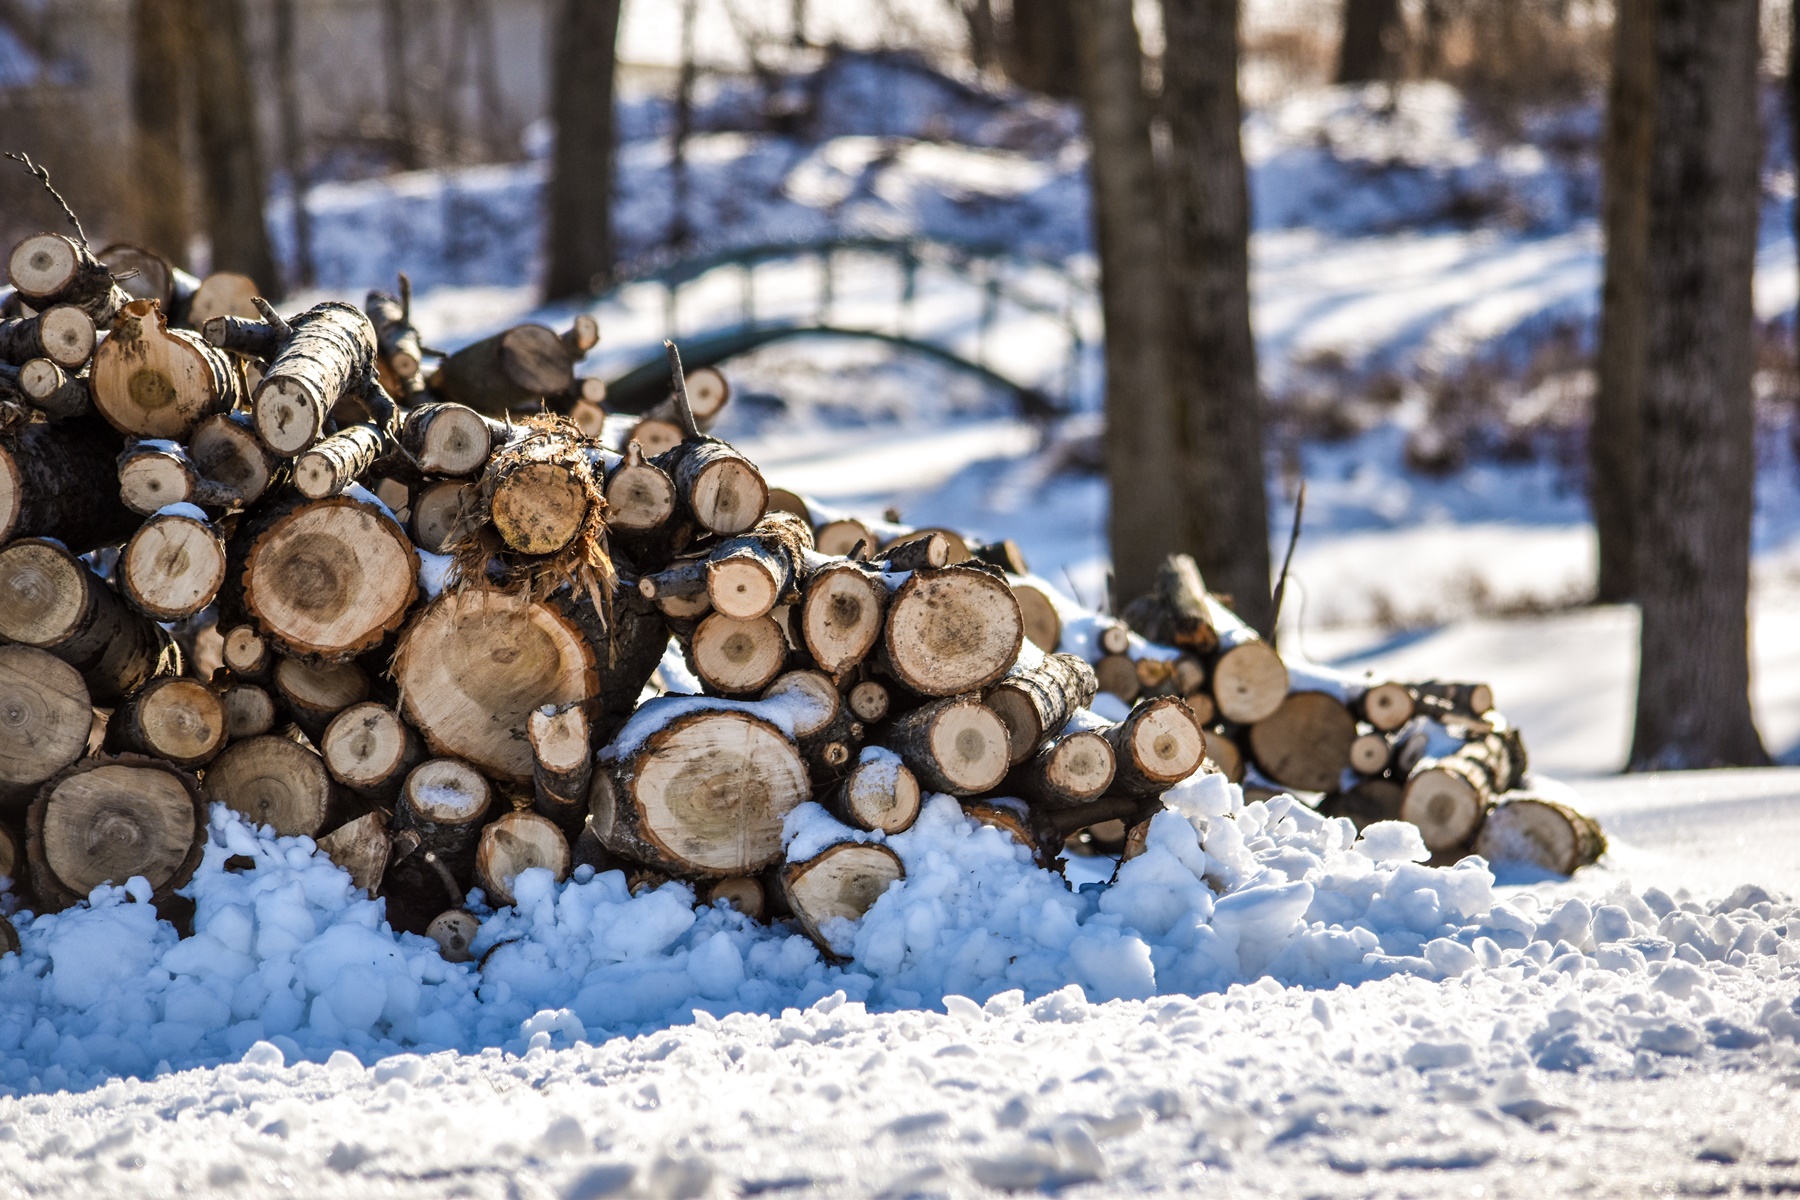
xmin=400 ymin=401 xmax=511 ymax=477
xmin=1121 ymin=554 xmax=1218 ymax=653
xmin=117 ymin=441 xmax=243 ymax=512
xmin=249 ymin=302 xmax=379 ymax=455
xmin=552 ymin=580 xmax=671 ymax=746
xmin=295 ymin=423 xmax=387 ymax=500
xmin=0 ymin=417 xmax=137 ymax=550
xmin=986 ymin=652 xmax=1097 ymax=765
xmin=27 ymin=754 xmax=206 ymax=912
xmin=873 ymin=532 xmax=949 ymax=573
xmin=0 ymin=538 xmax=182 ymax=703
xmin=366 ymin=289 xmax=425 ymax=386
xmin=1408 ymin=681 xmax=1494 ymax=719
xmin=529 ymin=701 xmax=592 ymax=835
xmin=656 ymin=436 xmax=768 ymax=536
xmin=17 ymin=358 xmax=92 ymax=420
xmin=434 ymin=324 xmax=576 ymax=414
xmin=203 ymin=314 xmax=281 ymax=359
xmin=392 ymin=757 xmax=493 ymax=890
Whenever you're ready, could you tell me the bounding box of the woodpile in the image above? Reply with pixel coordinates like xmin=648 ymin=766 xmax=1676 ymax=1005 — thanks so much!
xmin=0 ymin=213 xmax=1601 ymax=964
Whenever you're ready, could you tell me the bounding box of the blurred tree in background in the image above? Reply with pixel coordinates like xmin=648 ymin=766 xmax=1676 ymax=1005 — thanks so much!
xmin=543 ymin=0 xmax=625 ymax=301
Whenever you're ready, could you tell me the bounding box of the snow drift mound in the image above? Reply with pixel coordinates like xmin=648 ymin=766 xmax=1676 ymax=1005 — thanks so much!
xmin=1 ymin=775 xmax=1795 ymax=1094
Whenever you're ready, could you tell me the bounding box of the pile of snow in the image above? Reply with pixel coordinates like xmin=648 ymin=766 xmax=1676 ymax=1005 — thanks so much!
xmin=3 ymin=771 xmax=1796 ymax=1095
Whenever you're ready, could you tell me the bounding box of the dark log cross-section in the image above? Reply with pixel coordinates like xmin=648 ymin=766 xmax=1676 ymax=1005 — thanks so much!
xmin=28 ymin=755 xmax=206 ymax=912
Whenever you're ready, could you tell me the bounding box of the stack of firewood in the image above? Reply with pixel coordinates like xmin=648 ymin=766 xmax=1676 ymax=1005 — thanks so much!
xmin=0 ymin=219 xmax=1601 ymax=962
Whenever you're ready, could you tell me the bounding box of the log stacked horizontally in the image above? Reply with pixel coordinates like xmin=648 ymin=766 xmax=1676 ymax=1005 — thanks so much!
xmin=0 ymin=218 xmax=1602 ymax=965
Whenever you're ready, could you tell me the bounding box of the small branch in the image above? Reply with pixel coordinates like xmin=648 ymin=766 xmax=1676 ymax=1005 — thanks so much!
xmin=1269 ymin=480 xmax=1307 ymax=650
xmin=5 ymin=152 xmax=87 ymax=249
xmin=663 ymin=339 xmax=700 ymax=440
xmin=398 ymin=272 xmax=412 ymax=323
xmin=251 ymin=296 xmax=292 ymax=339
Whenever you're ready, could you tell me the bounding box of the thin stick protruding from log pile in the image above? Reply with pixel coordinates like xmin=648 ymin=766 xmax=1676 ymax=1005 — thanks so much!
xmin=366 ymin=284 xmax=425 ymax=391
xmin=985 ymin=652 xmax=1097 ymax=765
xmin=91 ymin=299 xmax=244 ymax=438
xmin=27 ymin=754 xmax=206 ymax=912
xmin=243 ymin=300 xmax=378 ymax=455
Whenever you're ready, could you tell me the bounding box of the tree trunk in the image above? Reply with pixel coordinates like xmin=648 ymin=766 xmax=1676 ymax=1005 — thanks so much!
xmin=271 ymin=0 xmax=314 ymax=290
xmin=131 ymin=0 xmax=192 ymax=265
xmin=381 ymin=0 xmax=420 ymax=170
xmin=875 ymin=695 xmax=1011 ymax=795
xmin=1070 ymin=0 xmax=1181 ymax=604
xmin=0 ymin=645 xmax=92 ymax=805
xmin=27 ymin=755 xmax=206 ymax=912
xmin=543 ymin=0 xmax=624 ymax=302
xmin=1159 ymin=0 xmax=1274 ymax=635
xmin=476 ymin=810 xmax=570 ymax=907
xmin=0 ymin=418 xmax=137 ymax=550
xmin=1629 ymin=0 xmax=1768 ymax=769
xmin=187 ymin=0 xmax=281 ymax=294
xmin=1335 ymin=0 xmax=1402 ymax=84
xmin=985 ymin=652 xmax=1097 ymax=764
xmin=1000 ymin=0 xmax=1079 ymax=97
xmin=1594 ymin=0 xmax=1656 ymax=604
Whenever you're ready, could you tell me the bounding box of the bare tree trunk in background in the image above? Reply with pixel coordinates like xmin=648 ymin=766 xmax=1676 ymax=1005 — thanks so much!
xmin=272 ymin=0 xmax=314 ymax=289
xmin=1335 ymin=0 xmax=1402 ymax=84
xmin=1000 ymin=0 xmax=1079 ymax=98
xmin=1070 ymin=0 xmax=1180 ymax=605
xmin=542 ymin=0 xmax=624 ymax=302
xmin=1592 ymin=0 xmax=1655 ymax=604
xmin=1158 ymin=0 xmax=1274 ymax=633
xmin=962 ymin=0 xmax=1000 ymax=72
xmin=382 ymin=0 xmax=420 ymax=170
xmin=1629 ymin=0 xmax=1767 ymax=770
xmin=187 ymin=0 xmax=281 ymax=293
xmin=132 ymin=0 xmax=190 ymax=265
xmin=670 ymin=0 xmax=697 ymax=255
xmin=1791 ymin=0 xmax=1800 ymax=413
xmin=791 ymin=0 xmax=807 ymax=46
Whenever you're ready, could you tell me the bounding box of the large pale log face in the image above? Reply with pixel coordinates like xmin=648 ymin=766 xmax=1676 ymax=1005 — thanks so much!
xmin=203 ymin=736 xmax=332 ymax=837
xmin=634 ymin=713 xmax=810 ymax=874
xmin=43 ymin=764 xmax=197 ymax=896
xmin=0 ymin=646 xmax=89 ymax=789
xmin=247 ymin=500 xmax=417 ymax=659
xmin=0 ymin=541 xmax=84 ymax=645
xmin=885 ymin=567 xmax=1023 ymax=695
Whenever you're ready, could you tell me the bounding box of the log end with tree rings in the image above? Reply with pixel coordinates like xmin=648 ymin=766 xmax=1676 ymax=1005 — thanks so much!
xmin=189 ymin=413 xmax=275 ymax=504
xmin=488 ymin=434 xmax=595 ymax=555
xmin=8 ymin=232 xmax=85 ymax=301
xmin=203 ymin=734 xmax=338 ymax=838
xmin=687 ymin=456 xmax=767 ymax=536
xmin=1210 ymin=640 xmax=1290 ymax=724
xmin=847 ymin=680 xmax=890 ymax=723
xmin=603 ymin=708 xmax=812 ymax=877
xmin=0 ymin=537 xmax=90 ymax=647
xmin=703 ymin=875 xmax=766 ymax=920
xmin=761 ymin=670 xmax=841 ymax=739
xmin=1320 ymin=778 xmax=1404 ymax=830
xmin=883 ymin=566 xmax=1024 ymax=696
xmin=27 ymin=756 xmax=205 ymax=910
xmin=188 ymin=273 xmax=261 ymax=327
xmin=393 ymin=589 xmax=597 ymax=783
xmin=1095 ymin=619 xmax=1132 ymax=657
xmin=780 ymin=841 xmax=904 ymax=955
xmin=405 ymin=403 xmax=498 ymax=477
xmin=110 ymin=676 xmax=227 ymax=769
xmin=475 ymin=810 xmax=571 ymax=908
xmin=222 ymin=624 xmax=272 ymax=680
xmin=402 ymin=758 xmax=493 ymax=833
xmin=832 ymin=749 xmax=922 ymax=834
xmin=881 ymin=696 xmax=1010 ymax=796
xmin=245 ymin=495 xmax=419 ymax=661
xmin=628 ymin=418 xmax=684 ymax=458
xmin=802 ymin=563 xmax=885 ymax=676
xmin=411 ymin=480 xmax=480 ymax=554
xmin=121 ymin=511 xmax=227 ymax=620
xmin=1399 ymin=766 xmax=1486 ymax=852
xmin=886 ymin=527 xmax=970 ymax=564
xmin=1472 ymin=797 xmax=1605 ymax=876
xmin=33 ymin=305 xmax=97 ymax=370
xmin=273 ymin=657 xmax=371 ymax=735
xmin=1012 ymin=584 xmax=1062 ymax=653
xmin=1246 ymin=691 xmax=1358 ymax=794
xmin=568 ymin=396 xmax=606 ymax=440
xmin=0 ymin=645 xmax=91 ymax=803
xmin=708 ymin=555 xmax=781 ymax=621
xmin=1358 ymin=682 xmax=1415 ymax=731
xmin=1019 ymin=730 xmax=1116 ymax=809
xmin=315 ymin=810 xmax=391 ymax=897
xmin=322 ymin=702 xmax=416 ymax=794
xmin=684 ymin=365 xmax=730 ymax=422
xmin=252 ymin=375 xmax=328 ymax=456
xmin=605 ymin=446 xmax=676 ymax=532
xmin=1094 ymin=655 xmax=1140 ymax=704
xmin=815 ymin=518 xmax=877 ymax=558
xmin=90 ymin=299 xmax=235 ymax=438
xmin=219 ymin=679 xmax=276 ymax=739
xmin=499 ymin=324 xmax=576 ymax=398
xmin=1349 ymin=731 xmax=1391 ymax=776
xmin=527 ymin=703 xmax=590 ymax=776
xmin=689 ymin=612 xmax=787 ymax=696
xmin=1109 ymin=696 xmax=1207 ymax=794
xmin=427 ymin=909 xmax=481 ymax=962
xmin=764 ymin=488 xmax=811 ymax=526
xmin=1200 ymin=726 xmax=1243 ymax=783
xmin=117 ymin=446 xmax=198 ymax=514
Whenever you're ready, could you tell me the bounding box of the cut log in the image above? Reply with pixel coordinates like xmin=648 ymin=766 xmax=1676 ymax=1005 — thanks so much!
xmin=204 ymin=314 xmax=281 ymax=360
xmin=316 ymin=809 xmax=391 ymax=897
xmin=395 ymin=757 xmax=493 ymax=881
xmin=1410 ymin=681 xmax=1495 ymax=719
xmin=766 ymin=489 xmax=811 ymax=526
xmin=120 ymin=509 xmax=228 ymax=619
xmin=873 ymin=533 xmax=949 ymax=573
xmin=780 ymin=841 xmax=904 ymax=955
xmin=1207 ymin=603 xmax=1289 ymax=724
xmin=638 ymin=557 xmax=708 ymax=603
xmin=294 ymin=422 xmax=386 ymax=499
xmin=627 ymin=417 xmax=684 ymax=458
xmin=1135 ymin=656 xmax=1175 ymax=694
xmin=1246 ymin=691 xmax=1358 ymax=793
xmin=802 ymin=560 xmax=888 ymax=676
xmin=847 ymin=679 xmax=891 ymax=723
xmin=187 ymin=274 xmax=261 ymax=328
xmin=1472 ymin=797 xmax=1605 ymax=875
xmin=0 ymin=538 xmax=181 ymax=703
xmin=1121 ymin=554 xmax=1218 ymax=653
xmin=640 ymin=364 xmax=730 ymax=431
xmin=400 ymin=401 xmax=510 ymax=477
xmin=1008 ymin=728 xmax=1116 ymax=810
xmin=244 ymin=494 xmax=419 ymax=661
xmin=393 ymin=588 xmax=598 ymax=783
xmin=1012 ymin=583 xmax=1062 ymax=653
xmin=0 ymin=645 xmax=92 ymax=806
xmin=104 ymin=676 xmax=226 ymax=768
xmin=426 ymin=909 xmax=480 ymax=962
xmin=876 ymin=695 xmax=1010 ymax=796
xmin=218 ymin=677 xmax=277 ymax=739
xmin=410 ymin=480 xmax=479 ymax=554
xmin=826 ymin=748 xmax=921 ymax=834
xmin=1350 ymin=681 xmax=1415 ymax=732
xmin=707 ymin=510 xmax=814 ymax=620
xmin=116 ymin=441 xmax=244 ymax=512
xmin=604 ymin=441 xmax=677 ymax=532
xmin=203 ymin=733 xmax=344 ymax=837
xmin=0 ymin=305 xmax=97 ymax=369
xmin=1348 ymin=730 xmax=1391 ymax=776
xmin=1096 ymin=618 xmax=1132 ymax=657
xmin=687 ymin=612 xmax=788 ymax=696
xmin=0 ymin=911 xmax=15 ymax=955
xmin=986 ymin=652 xmax=1098 ymax=764
xmin=475 ymin=810 xmax=571 ymax=907
xmin=99 ymin=244 xmax=199 ymax=326
xmin=484 ymin=424 xmax=597 ymax=555
xmin=594 ymin=705 xmax=812 ymax=876
xmin=816 ymin=517 xmax=877 ymax=558
xmin=17 ymin=357 xmax=91 ymax=420
xmin=702 ymin=875 xmax=766 ymax=919
xmin=961 ymin=798 xmax=1051 ymax=863
xmin=221 ymin=624 xmax=274 ymax=682
xmin=246 ymin=301 xmax=378 ymax=455
xmin=272 ymin=657 xmax=372 ymax=743
xmin=563 ymin=582 xmax=673 ymax=746
xmin=189 ymin=411 xmax=279 ymax=504
xmin=365 ymin=289 xmax=424 ymax=382
xmin=528 ymin=702 xmax=592 ymax=833
xmin=1203 ymin=727 xmax=1244 ymax=783
xmin=90 ymin=298 xmax=243 ymax=438
xmin=27 ymin=755 xmax=205 ymax=911
xmin=658 ymin=437 xmax=767 ymax=535
xmin=322 ymin=701 xmax=422 ymax=801
xmin=8 ymin=232 xmax=126 ymax=321
xmin=882 ymin=566 xmax=1023 ymax=696
xmin=1184 ymin=689 xmax=1217 ymax=725
xmin=1320 ymin=778 xmax=1404 ymax=830
xmin=886 ymin=526 xmax=970 ymax=564
xmin=762 ymin=669 xmax=842 ymax=739
xmin=0 ymin=417 xmax=139 ymax=549
xmin=1093 ymin=654 xmax=1140 ymax=703
xmin=971 ymin=538 xmax=1029 ymax=575
xmin=1103 ymin=696 xmax=1208 ymax=795
xmin=433 ymin=323 xmax=575 ymax=414
xmin=1402 ymin=727 xmax=1527 ymax=852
